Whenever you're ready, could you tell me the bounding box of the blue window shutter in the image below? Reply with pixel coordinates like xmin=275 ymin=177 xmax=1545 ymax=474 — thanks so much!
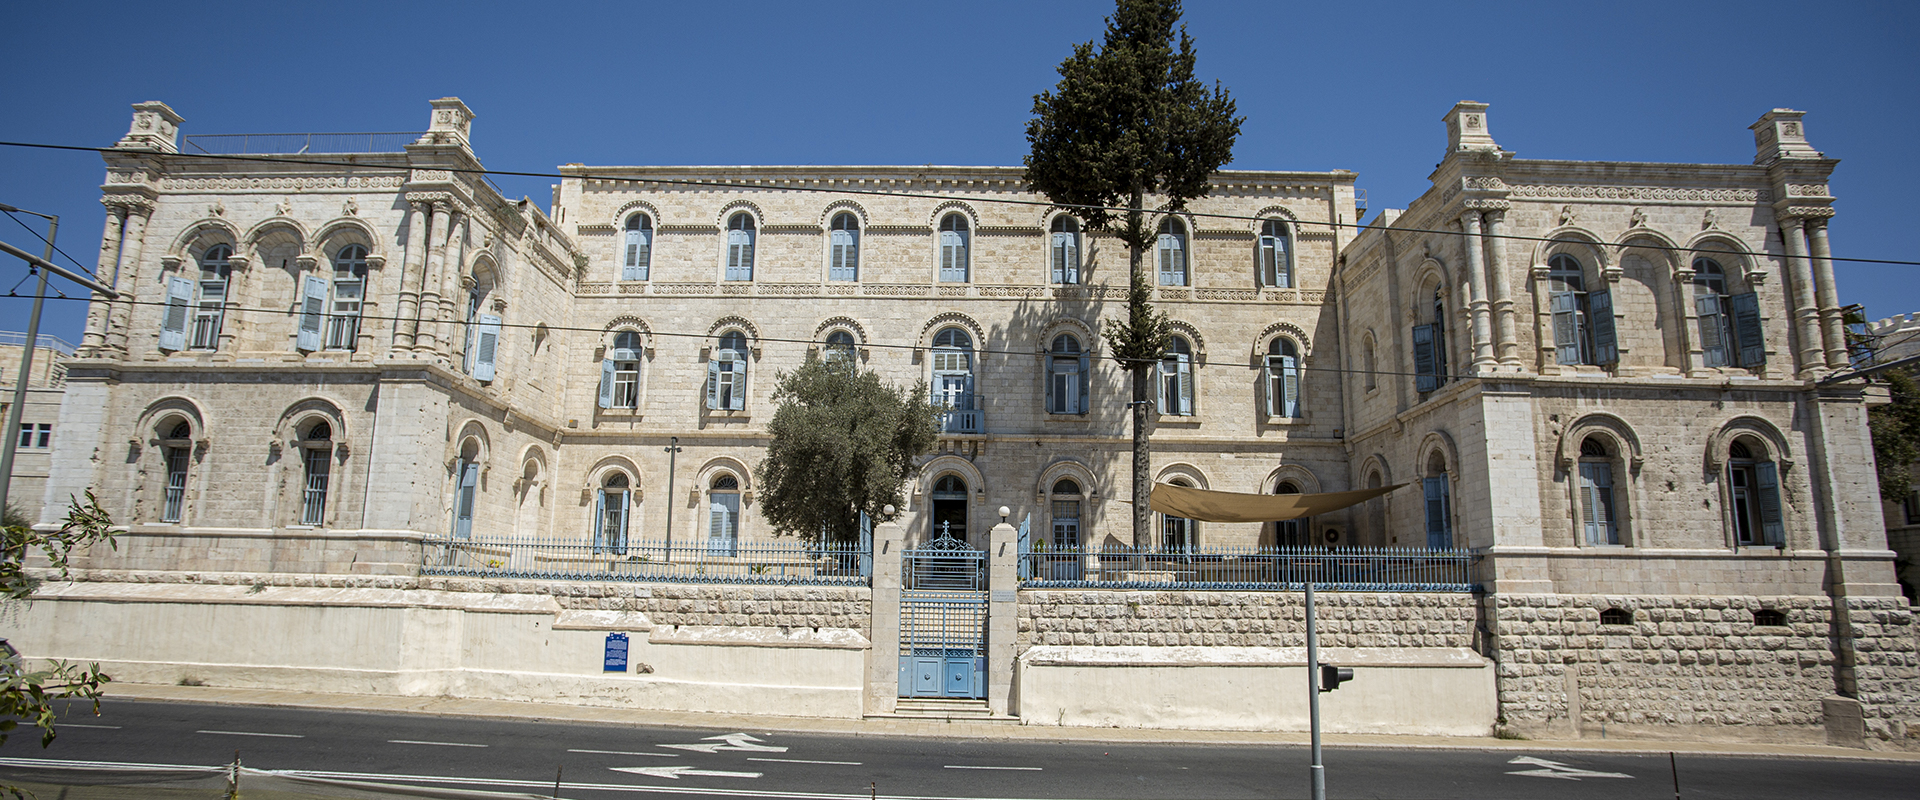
xmin=1412 ymin=324 xmax=1438 ymax=393
xmin=593 ymin=490 xmax=607 ymax=552
xmin=1588 ymin=289 xmax=1618 ymax=365
xmin=830 ymin=229 xmax=857 ymax=281
xmin=1728 ymin=291 xmax=1766 ymax=368
xmin=1696 ymin=294 xmax=1728 ymax=367
xmin=471 ymin=314 xmax=502 ymax=382
xmin=1017 ymin=514 xmax=1032 ymax=580
xmin=1756 ymin=461 xmax=1784 ymax=545
xmin=706 ymin=358 xmax=721 ymax=410
xmin=1579 ymin=462 xmax=1617 ymax=545
xmin=1551 ymin=291 xmax=1582 ymax=365
xmin=623 ymin=228 xmax=650 ymax=280
xmin=455 ymin=462 xmax=478 ymax=538
xmin=1078 ymin=352 xmax=1091 ymax=414
xmin=1177 ymin=354 xmax=1193 ymax=415
xmin=296 ymin=276 xmax=327 ymax=352
xmin=598 ymin=359 xmax=615 ymax=409
xmin=159 ymin=277 xmax=193 ymax=351
xmin=1051 ymin=233 xmax=1067 ymax=283
xmin=1423 ymin=476 xmax=1451 ymax=550
xmin=729 ymin=356 xmax=746 ymax=411
xmin=1281 ymin=355 xmax=1299 ymax=418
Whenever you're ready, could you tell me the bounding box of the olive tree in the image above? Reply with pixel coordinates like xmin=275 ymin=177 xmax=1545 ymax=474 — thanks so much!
xmin=756 ymin=358 xmax=939 ymax=543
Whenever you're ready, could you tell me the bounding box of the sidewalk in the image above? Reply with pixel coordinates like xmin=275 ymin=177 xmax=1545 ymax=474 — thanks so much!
xmin=97 ymin=682 xmax=1920 ymax=763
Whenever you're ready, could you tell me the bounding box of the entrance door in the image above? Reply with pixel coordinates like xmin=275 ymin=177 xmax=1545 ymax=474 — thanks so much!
xmin=930 ymin=475 xmax=968 ymax=544
xmin=899 ymin=533 xmax=986 ymax=699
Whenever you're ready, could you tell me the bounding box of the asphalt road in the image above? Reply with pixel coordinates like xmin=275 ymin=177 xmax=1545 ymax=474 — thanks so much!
xmin=2 ymin=699 xmax=1914 ymax=799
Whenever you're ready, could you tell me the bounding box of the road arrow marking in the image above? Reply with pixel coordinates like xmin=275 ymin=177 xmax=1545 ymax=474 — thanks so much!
xmin=1506 ymin=756 xmax=1633 ymax=781
xmin=610 ymin=766 xmax=764 ymax=780
xmin=658 ymin=732 xmax=789 ymax=753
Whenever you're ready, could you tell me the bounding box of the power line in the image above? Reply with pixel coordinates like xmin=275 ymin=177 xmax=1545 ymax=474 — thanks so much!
xmin=3 ymin=139 xmax=1917 ymax=268
xmin=0 ymin=208 xmax=97 ymax=278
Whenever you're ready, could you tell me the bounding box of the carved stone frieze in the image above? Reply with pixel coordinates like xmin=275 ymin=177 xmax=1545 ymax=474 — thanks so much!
xmin=165 ymin=175 xmax=404 ymax=191
xmin=1786 ymin=184 xmax=1829 ymax=197
xmin=1509 ymin=184 xmax=1767 ymax=202
xmin=1781 ymin=206 xmax=1837 ymax=219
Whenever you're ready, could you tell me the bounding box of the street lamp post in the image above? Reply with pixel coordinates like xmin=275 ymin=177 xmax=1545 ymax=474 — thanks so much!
xmin=0 ymin=204 xmax=57 ymax=517
xmin=663 ymin=437 xmax=683 ymax=557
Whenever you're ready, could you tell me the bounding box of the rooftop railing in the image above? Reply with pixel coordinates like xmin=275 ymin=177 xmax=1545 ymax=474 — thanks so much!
xmin=0 ymin=331 xmax=75 ymax=356
xmin=419 ymin=534 xmax=870 ymax=586
xmin=1018 ymin=544 xmax=1477 ymax=592
xmin=181 ymin=132 xmax=426 ymax=155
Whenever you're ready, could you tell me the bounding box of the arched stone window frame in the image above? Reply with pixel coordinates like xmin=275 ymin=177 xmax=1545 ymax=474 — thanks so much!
xmin=585 ymin=456 xmax=643 ymax=555
xmin=921 ymin=313 xmax=985 ymax=428
xmin=596 ymin=317 xmax=654 ymax=414
xmin=704 ymin=317 xmax=760 ymax=414
xmin=1609 ymin=232 xmax=1682 ymax=372
xmin=1359 ymin=455 xmax=1392 ymax=547
xmin=448 ymin=420 xmax=491 ymax=539
xmin=812 ymin=316 xmax=869 ymax=366
xmin=160 ymin=223 xmax=246 ymax=357
xmin=1409 ymin=260 xmax=1454 ymax=395
xmin=1155 ymin=463 xmax=1210 ymax=551
xmin=460 ymin=255 xmax=503 ymax=380
xmin=1037 ymin=459 xmax=1098 ymax=556
xmin=1155 ymin=215 xmax=1190 ymax=287
xmin=719 ymin=203 xmax=762 ymax=282
xmin=276 ymin=399 xmax=347 ymax=529
xmin=1038 ymin=317 xmax=1096 ymax=418
xmin=1416 ymin=431 xmax=1460 ymax=550
xmin=697 ymin=458 xmax=753 ymax=555
xmin=1255 ymin=322 xmax=1310 ymax=423
xmin=135 ymin=397 xmax=209 ymax=526
xmin=1683 ymin=233 xmax=1771 ymax=374
xmin=1361 ymin=330 xmax=1378 ymax=394
xmin=1264 ymin=464 xmax=1322 ymax=548
xmin=1707 ymin=416 xmax=1795 ymax=549
xmin=1047 ymin=213 xmax=1083 ymax=285
xmin=823 ymin=203 xmax=865 ymax=282
xmin=933 ymin=205 xmax=976 ymax=284
xmin=514 ymin=444 xmax=550 ymax=537
xmin=1555 ymin=414 xmax=1642 ymax=548
xmin=1529 ymin=233 xmax=1612 ymax=373
xmin=1255 ymin=211 xmax=1296 ymax=289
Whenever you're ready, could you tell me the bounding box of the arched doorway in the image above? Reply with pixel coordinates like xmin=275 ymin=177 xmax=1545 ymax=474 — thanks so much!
xmin=930 ymin=474 xmax=968 ymax=544
xmin=1273 ymin=481 xmax=1309 ymax=547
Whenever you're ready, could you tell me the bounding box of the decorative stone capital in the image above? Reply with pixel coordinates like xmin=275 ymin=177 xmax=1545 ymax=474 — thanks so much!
xmin=1751 ymin=108 xmax=1822 ymax=164
xmin=117 ymin=101 xmax=184 ymax=153
xmin=1443 ymin=101 xmax=1499 ymax=153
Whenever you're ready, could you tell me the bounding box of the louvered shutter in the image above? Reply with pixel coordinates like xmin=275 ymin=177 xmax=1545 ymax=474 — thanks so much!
xmin=706 ymin=358 xmax=721 ymax=409
xmin=1177 ymin=353 xmax=1193 ymax=415
xmin=1551 ymin=292 xmax=1583 ymax=365
xmin=1696 ymin=294 xmax=1728 ymax=367
xmin=1016 ymin=514 xmax=1032 ymax=580
xmin=727 ymin=230 xmax=753 ymax=280
xmin=1728 ymin=291 xmax=1766 ymax=368
xmin=1588 ymin=289 xmax=1618 ymax=365
xmin=470 ymin=315 xmax=502 ymax=382
xmin=296 ymin=276 xmax=327 ymax=352
xmin=593 ymin=490 xmax=607 ymax=552
xmin=1280 ymin=355 xmax=1299 ymax=417
xmin=159 ymin=277 xmax=193 ymax=351
xmin=598 ymin=359 xmax=615 ymax=408
xmin=1756 ymin=461 xmax=1784 ymax=545
xmin=1423 ymin=476 xmax=1451 ymax=550
xmin=623 ymin=228 xmax=649 ymax=280
xmin=1579 ymin=462 xmax=1616 ymax=545
xmin=830 ymin=229 xmax=856 ymax=281
xmin=728 ymin=356 xmax=746 ymax=410
xmin=1412 ymin=324 xmax=1438 ymax=393
xmin=940 ymin=231 xmax=967 ymax=282
xmin=1156 ymin=359 xmax=1172 ymax=415
xmin=1078 ymin=352 xmax=1091 ymax=414
xmin=454 ymin=461 xmax=478 ymax=538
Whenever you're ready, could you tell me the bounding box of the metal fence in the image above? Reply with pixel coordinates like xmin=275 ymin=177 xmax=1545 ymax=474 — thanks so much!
xmin=1018 ymin=545 xmax=1477 ymax=592
xmin=181 ymin=132 xmax=425 ymax=155
xmin=419 ymin=535 xmax=871 ymax=586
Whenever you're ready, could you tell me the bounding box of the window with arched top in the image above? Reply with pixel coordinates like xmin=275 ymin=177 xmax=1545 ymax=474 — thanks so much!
xmin=461 ymin=267 xmax=502 ymax=381
xmin=1548 ymin=253 xmax=1616 ymax=366
xmin=829 ymin=212 xmax=859 ymax=282
xmin=596 ymin=472 xmax=631 ymax=555
xmin=938 ymin=214 xmax=970 ymax=282
xmin=1726 ymin=437 xmax=1784 ymax=546
xmin=706 ymin=474 xmax=741 ymax=555
xmin=599 ymin=331 xmax=644 ymax=410
xmin=1414 ymin=288 xmax=1450 ymax=393
xmin=192 ymin=244 xmax=232 ymax=350
xmin=299 ymin=420 xmax=334 ymax=526
xmin=1258 ymin=219 xmax=1291 ymax=288
xmin=707 ymin=331 xmax=749 ymax=411
xmin=725 ymin=213 xmax=756 ymax=280
xmin=1050 ymin=217 xmax=1081 ymax=284
xmin=1162 ymin=478 xmax=1196 ymax=551
xmin=931 ymin=328 xmax=976 ymax=430
xmin=1156 ymin=218 xmax=1187 ymax=286
xmin=1050 ymin=479 xmax=1081 ymax=548
xmin=1423 ymin=451 xmax=1453 ymax=550
xmin=451 ymin=439 xmax=482 ymax=539
xmin=323 ymin=245 xmax=367 ymax=351
xmin=623 ymin=213 xmax=653 ymax=281
xmin=158 ymin=418 xmax=193 ymax=523
xmin=1273 ymin=481 xmax=1308 ymax=548
xmin=1159 ymin=336 xmax=1193 ymax=416
xmin=1047 ymin=334 xmax=1089 ymax=415
xmin=1577 ymin=436 xmax=1620 ymax=545
xmin=1265 ymin=339 xmax=1301 ymax=418
xmin=823 ymin=330 xmax=858 ymax=365
xmin=1692 ymin=256 xmax=1764 ymax=369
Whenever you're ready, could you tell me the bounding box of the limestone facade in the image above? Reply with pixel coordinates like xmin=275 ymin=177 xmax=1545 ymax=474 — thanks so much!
xmin=0 ymin=333 xmax=71 ymax=517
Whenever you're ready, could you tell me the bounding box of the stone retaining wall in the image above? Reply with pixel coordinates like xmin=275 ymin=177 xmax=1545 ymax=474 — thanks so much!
xmin=1846 ymin=596 xmax=1920 ymax=743
xmin=1017 ymin=590 xmax=1478 ymax=650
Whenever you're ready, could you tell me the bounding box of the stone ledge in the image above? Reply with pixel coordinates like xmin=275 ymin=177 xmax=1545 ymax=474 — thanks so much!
xmin=648 ymin=624 xmax=869 ymax=650
xmin=1021 ymin=645 xmax=1488 ymax=668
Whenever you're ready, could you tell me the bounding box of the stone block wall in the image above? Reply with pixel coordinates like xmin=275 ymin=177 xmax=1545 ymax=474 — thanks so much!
xmin=1845 ymin=596 xmax=1920 ymax=743
xmin=1016 ymin=589 xmax=1477 ymax=650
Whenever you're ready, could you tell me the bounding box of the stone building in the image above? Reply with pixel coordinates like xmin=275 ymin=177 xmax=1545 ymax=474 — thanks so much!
xmin=0 ymin=331 xmax=73 ymax=517
xmin=20 ymin=97 xmax=1915 ymax=746
xmin=1868 ymin=312 xmax=1920 ymax=604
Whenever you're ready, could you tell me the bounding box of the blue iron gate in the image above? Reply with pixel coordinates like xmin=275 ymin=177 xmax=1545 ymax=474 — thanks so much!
xmin=899 ymin=530 xmax=987 ymax=699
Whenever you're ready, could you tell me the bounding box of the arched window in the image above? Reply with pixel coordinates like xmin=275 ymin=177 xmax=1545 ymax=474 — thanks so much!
xmin=599 ymin=330 xmax=643 ymax=410
xmin=1156 ymin=218 xmax=1187 ymax=286
xmin=623 ymin=214 xmax=653 ymax=281
xmin=325 ymin=245 xmax=367 ymax=350
xmin=829 ymin=212 xmax=859 ymax=281
xmin=1258 ymin=219 xmax=1291 ymax=288
xmin=1414 ymin=288 xmax=1450 ymax=393
xmin=1727 ymin=438 xmax=1784 ymax=546
xmin=707 ymin=331 xmax=748 ymax=411
xmin=1161 ymin=478 xmax=1196 ymax=551
xmin=191 ymin=244 xmax=231 ymax=350
xmin=1423 ymin=452 xmax=1453 ymax=550
xmin=596 ymin=472 xmax=631 ymax=555
xmin=451 ymin=440 xmax=481 ymax=539
xmin=159 ymin=419 xmax=193 ymax=523
xmin=1577 ymin=436 xmax=1620 ymax=545
xmin=824 ymin=330 xmax=857 ymax=365
xmin=1363 ymin=335 xmax=1377 ymax=392
xmin=462 ymin=268 xmax=501 ymax=381
xmin=1692 ymin=257 xmax=1737 ymax=368
xmin=298 ymin=420 xmax=333 ymax=526
xmin=1548 ymin=253 xmax=1616 ymax=366
xmin=1044 ymin=478 xmax=1084 ymax=579
xmin=931 ymin=328 xmax=976 ymax=430
xmin=1265 ymin=339 xmax=1301 ymax=418
xmin=1050 ymin=216 xmax=1081 ymax=284
xmin=1159 ymin=336 xmax=1193 ymax=416
xmin=708 ymin=474 xmax=741 ymax=555
xmin=1047 ymin=334 xmax=1089 ymax=415
xmin=726 ymin=213 xmax=756 ymax=281
xmin=938 ymin=214 xmax=970 ymax=282
xmin=931 ymin=474 xmax=968 ymax=542
xmin=1273 ymin=481 xmax=1308 ymax=547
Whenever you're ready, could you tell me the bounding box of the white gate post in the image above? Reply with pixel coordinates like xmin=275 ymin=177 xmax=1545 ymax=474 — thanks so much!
xmin=987 ymin=509 xmax=1018 ymax=717
xmin=864 ymin=516 xmax=905 ymax=716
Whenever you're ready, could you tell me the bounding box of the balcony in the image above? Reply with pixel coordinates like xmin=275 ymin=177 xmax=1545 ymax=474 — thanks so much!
xmin=936 ymin=395 xmax=984 ymax=434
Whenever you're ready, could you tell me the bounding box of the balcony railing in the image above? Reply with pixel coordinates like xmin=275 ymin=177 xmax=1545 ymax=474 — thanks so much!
xmin=937 ymin=395 xmax=984 ymax=434
xmin=420 ymin=535 xmax=870 ymax=586
xmin=1018 ymin=545 xmax=1477 ymax=592
xmin=181 ymin=132 xmax=426 ymax=155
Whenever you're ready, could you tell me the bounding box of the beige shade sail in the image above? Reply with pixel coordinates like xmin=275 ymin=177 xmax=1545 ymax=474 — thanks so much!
xmin=1146 ymin=481 xmax=1405 ymax=523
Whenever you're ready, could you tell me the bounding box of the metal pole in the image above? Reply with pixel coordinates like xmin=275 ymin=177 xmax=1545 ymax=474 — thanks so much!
xmin=0 ymin=212 xmax=56 ymax=516
xmin=663 ymin=437 xmax=682 ymax=558
xmin=1306 ymin=579 xmax=1325 ymax=800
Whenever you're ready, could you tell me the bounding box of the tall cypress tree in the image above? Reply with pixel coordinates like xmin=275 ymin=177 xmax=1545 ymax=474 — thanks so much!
xmin=1025 ymin=0 xmax=1241 ymax=553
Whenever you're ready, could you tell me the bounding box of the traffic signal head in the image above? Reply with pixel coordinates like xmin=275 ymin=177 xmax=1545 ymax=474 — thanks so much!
xmin=1319 ymin=664 xmax=1354 ymax=692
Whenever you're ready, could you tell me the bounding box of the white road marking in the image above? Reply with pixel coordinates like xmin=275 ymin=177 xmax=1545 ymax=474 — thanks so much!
xmin=196 ymin=730 xmax=303 ymax=738
xmin=944 ymin=765 xmax=1042 ymax=771
xmin=569 ymin=748 xmax=679 ymax=758
xmin=60 ymin=724 xmax=121 ymax=730
xmin=1506 ymin=756 xmax=1633 ymax=781
xmin=747 ymin=757 xmax=862 ymax=765
xmin=387 ymin=739 xmax=487 ymax=748
xmin=659 ymin=732 xmax=789 ymax=753
xmin=611 ymin=765 xmax=764 ymax=780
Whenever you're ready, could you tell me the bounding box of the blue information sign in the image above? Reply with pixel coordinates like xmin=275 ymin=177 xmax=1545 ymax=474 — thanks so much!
xmin=603 ymin=632 xmax=629 ymax=672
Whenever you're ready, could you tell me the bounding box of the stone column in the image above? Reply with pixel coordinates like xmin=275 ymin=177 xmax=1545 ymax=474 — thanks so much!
xmin=1779 ymin=217 xmax=1824 ymax=373
xmin=215 ymin=253 xmax=249 ymax=358
xmin=864 ymin=517 xmax=905 ymax=716
xmin=1528 ymin=264 xmax=1555 ymax=374
xmin=1460 ymin=212 xmax=1494 ymax=370
xmin=392 ymin=200 xmax=430 ymax=353
xmin=1807 ymin=219 xmax=1848 ymax=369
xmin=1484 ymin=210 xmax=1520 ymax=368
xmin=987 ymin=513 xmax=1017 ymax=718
xmin=414 ymin=206 xmax=457 ymax=355
xmin=79 ymin=204 xmax=128 ymax=355
xmin=107 ymin=203 xmax=153 ymax=356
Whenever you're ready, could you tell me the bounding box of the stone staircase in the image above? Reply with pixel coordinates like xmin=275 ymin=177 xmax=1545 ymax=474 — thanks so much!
xmin=885 ymin=697 xmax=1005 ymax=721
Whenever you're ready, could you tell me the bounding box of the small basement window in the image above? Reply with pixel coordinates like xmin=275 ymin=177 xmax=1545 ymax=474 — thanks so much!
xmin=1599 ymin=608 xmax=1633 ymax=626
xmin=1752 ymin=609 xmax=1787 ymax=627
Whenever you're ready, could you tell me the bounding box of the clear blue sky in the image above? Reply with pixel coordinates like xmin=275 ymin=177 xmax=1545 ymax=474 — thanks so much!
xmin=2 ymin=0 xmax=1915 ymax=343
